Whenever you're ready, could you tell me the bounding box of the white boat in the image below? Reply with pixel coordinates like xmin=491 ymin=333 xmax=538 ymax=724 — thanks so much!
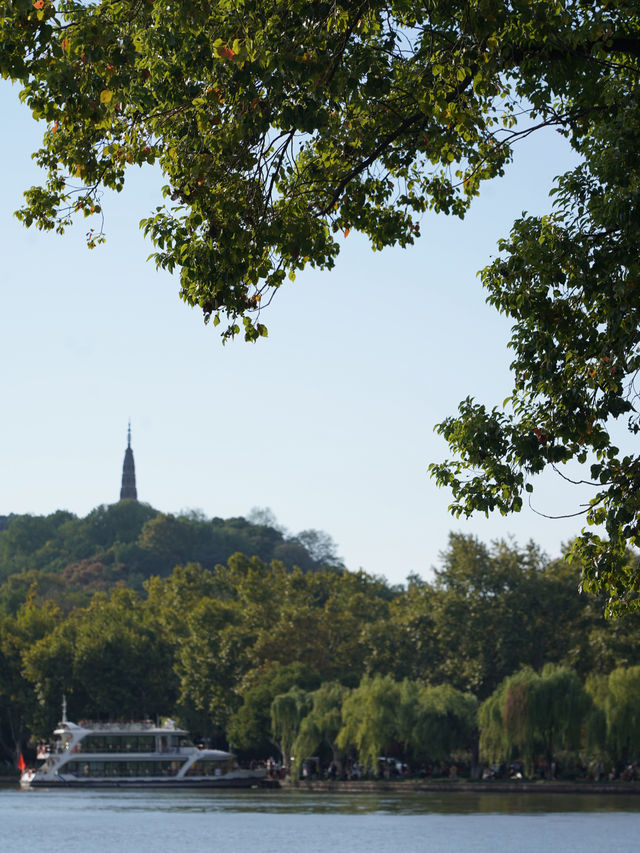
xmin=21 ymin=707 xmax=268 ymax=789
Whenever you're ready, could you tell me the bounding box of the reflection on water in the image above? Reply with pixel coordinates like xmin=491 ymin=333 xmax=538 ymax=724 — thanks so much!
xmin=3 ymin=785 xmax=640 ymax=814
xmin=67 ymin=788 xmax=640 ymax=816
xmin=2 ymin=786 xmax=640 ymax=853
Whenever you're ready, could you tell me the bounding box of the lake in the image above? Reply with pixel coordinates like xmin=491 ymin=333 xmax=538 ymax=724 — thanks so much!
xmin=3 ymin=786 xmax=639 ymax=852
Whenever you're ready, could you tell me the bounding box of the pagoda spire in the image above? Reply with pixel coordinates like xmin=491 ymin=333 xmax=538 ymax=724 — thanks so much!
xmin=120 ymin=420 xmax=138 ymax=501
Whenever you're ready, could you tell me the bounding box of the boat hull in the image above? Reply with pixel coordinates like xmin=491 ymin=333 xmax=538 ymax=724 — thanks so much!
xmin=23 ymin=775 xmax=274 ymax=789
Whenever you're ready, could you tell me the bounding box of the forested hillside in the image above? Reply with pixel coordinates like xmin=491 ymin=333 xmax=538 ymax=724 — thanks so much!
xmin=0 ymin=502 xmax=341 ymax=613
xmin=1 ymin=524 xmax=639 ymax=779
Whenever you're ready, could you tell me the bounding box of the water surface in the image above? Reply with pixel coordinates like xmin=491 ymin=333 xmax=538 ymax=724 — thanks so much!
xmin=3 ymin=786 xmax=639 ymax=852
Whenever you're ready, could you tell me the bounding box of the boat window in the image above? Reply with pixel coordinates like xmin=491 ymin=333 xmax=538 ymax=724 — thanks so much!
xmin=185 ymin=759 xmax=233 ymax=777
xmin=78 ymin=735 xmax=156 ymax=753
xmin=64 ymin=760 xmax=185 ymax=777
xmin=158 ymin=734 xmax=195 ymax=752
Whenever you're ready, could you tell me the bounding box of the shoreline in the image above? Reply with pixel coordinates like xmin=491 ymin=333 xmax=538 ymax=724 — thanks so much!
xmin=283 ymin=778 xmax=640 ymax=795
xmin=2 ymin=774 xmax=640 ymax=795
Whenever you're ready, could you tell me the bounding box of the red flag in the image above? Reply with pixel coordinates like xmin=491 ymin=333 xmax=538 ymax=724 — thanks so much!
xmin=17 ymin=753 xmax=25 ymax=773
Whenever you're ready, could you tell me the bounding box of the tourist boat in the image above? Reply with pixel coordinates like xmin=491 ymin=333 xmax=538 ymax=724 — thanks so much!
xmin=20 ymin=703 xmax=268 ymax=789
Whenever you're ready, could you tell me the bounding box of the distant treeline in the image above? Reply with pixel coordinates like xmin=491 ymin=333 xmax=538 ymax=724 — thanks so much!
xmin=0 ymin=502 xmax=342 ymax=611
xmin=1 ymin=507 xmax=639 ymax=779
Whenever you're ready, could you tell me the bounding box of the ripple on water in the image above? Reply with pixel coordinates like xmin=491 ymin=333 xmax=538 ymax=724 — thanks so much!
xmin=2 ymin=786 xmax=639 ymax=853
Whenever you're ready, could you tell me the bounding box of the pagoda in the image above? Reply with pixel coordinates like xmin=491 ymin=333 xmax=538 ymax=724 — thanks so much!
xmin=120 ymin=421 xmax=138 ymax=501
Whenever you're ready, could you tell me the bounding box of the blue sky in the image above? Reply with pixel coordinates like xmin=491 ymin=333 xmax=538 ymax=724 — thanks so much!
xmin=1 ymin=79 xmax=602 ymax=585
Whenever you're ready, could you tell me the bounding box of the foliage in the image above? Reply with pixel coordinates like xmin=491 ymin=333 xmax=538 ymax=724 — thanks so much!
xmin=0 ymin=504 xmax=340 ymax=607
xmin=335 ymin=675 xmax=477 ymax=771
xmin=600 ymin=666 xmax=640 ymax=764
xmin=421 ymin=9 xmax=640 ymax=611
xmin=411 ymin=683 xmax=478 ymax=762
xmin=291 ymin=530 xmax=342 ymax=568
xmin=383 ymin=534 xmax=592 ymax=698
xmin=4 ymin=1 xmax=640 ymax=603
xmin=1 ymin=0 xmax=511 ymax=335
xmin=173 ymin=596 xmax=248 ymax=729
xmin=292 ymin=681 xmax=349 ymax=771
xmin=20 ymin=616 xmax=80 ymax=735
xmin=429 ymin=535 xmax=544 ymax=698
xmin=583 ymin=673 xmax=608 ymax=759
xmin=144 ymin=561 xmax=219 ymax=636
xmin=0 ymin=598 xmax=63 ymax=757
xmin=201 ymin=556 xmax=394 ymax=686
xmin=536 ymin=664 xmax=590 ymax=761
xmin=23 ymin=587 xmax=178 ymax=731
xmin=337 ymin=674 xmax=402 ymax=772
xmin=2 ymin=531 xmax=640 ymax=768
xmin=226 ymin=662 xmax=321 ymax=758
xmin=270 ymin=686 xmax=312 ymax=768
xmin=479 ymin=664 xmax=589 ymax=774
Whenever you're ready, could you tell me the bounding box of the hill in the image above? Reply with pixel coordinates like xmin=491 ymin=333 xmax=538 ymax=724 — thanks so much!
xmin=0 ymin=502 xmax=342 ymax=613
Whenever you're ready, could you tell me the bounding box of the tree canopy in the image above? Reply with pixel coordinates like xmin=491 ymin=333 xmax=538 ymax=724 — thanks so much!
xmin=3 ymin=1 xmax=640 ymax=607
xmin=0 ymin=504 xmax=343 ymax=610
xmin=479 ymin=664 xmax=589 ymax=774
xmin=3 ymin=532 xmax=640 ymax=773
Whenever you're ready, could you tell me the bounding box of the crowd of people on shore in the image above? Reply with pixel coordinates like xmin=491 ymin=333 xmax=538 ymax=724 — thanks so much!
xmin=251 ymin=756 xmax=640 ymax=785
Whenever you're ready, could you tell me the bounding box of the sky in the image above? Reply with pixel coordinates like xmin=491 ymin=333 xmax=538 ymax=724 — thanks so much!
xmin=0 ymin=79 xmax=605 ymax=586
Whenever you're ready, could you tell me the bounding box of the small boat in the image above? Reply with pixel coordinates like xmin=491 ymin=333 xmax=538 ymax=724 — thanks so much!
xmin=21 ymin=703 xmax=267 ymax=789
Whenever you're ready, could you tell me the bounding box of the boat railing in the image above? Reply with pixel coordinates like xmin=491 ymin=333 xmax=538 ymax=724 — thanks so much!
xmin=67 ymin=745 xmax=193 ymax=755
xmin=76 ymin=721 xmax=176 ymax=732
xmin=38 ymin=741 xmax=66 ymax=757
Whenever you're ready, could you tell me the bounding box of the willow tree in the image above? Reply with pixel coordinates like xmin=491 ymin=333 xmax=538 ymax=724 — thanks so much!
xmin=603 ymin=665 xmax=640 ymax=765
xmin=479 ymin=665 xmax=588 ymax=776
xmin=270 ymin=686 xmax=311 ymax=769
xmin=584 ymin=673 xmax=608 ymax=762
xmin=292 ymin=681 xmax=348 ymax=774
xmin=534 ymin=664 xmax=590 ymax=770
xmin=226 ymin=662 xmax=321 ymax=756
xmin=337 ymin=674 xmax=401 ymax=773
xmin=411 ymin=683 xmax=478 ymax=769
xmin=4 ymin=1 xmax=640 ymax=606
